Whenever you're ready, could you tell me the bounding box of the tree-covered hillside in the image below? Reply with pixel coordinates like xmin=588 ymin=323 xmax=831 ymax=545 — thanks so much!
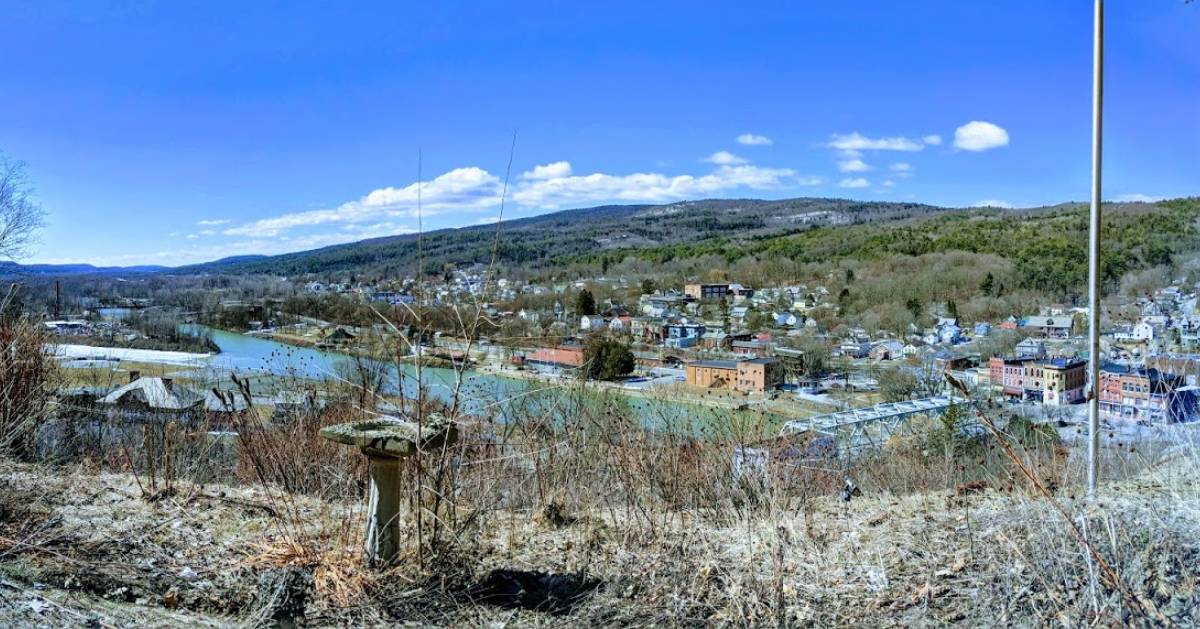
xmin=571 ymin=198 xmax=1200 ymax=299
xmin=178 ymin=198 xmax=944 ymax=277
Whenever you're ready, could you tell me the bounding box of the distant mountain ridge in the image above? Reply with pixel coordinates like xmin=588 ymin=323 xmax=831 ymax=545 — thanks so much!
xmin=176 ymin=197 xmax=946 ymax=276
xmin=0 ymin=261 xmax=169 ymax=277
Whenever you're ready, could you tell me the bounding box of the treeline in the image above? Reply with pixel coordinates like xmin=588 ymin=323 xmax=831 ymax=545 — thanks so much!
xmin=176 ymin=198 xmax=945 ymax=281
xmin=568 ymin=199 xmax=1200 ymax=301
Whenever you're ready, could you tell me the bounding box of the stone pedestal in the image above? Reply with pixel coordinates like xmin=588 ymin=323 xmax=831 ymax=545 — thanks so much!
xmin=319 ymin=414 xmax=456 ymax=566
xmin=365 ymin=454 xmax=402 ymax=565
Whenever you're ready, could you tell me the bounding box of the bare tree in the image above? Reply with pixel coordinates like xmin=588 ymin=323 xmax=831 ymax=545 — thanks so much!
xmin=0 ymin=157 xmax=46 ymax=259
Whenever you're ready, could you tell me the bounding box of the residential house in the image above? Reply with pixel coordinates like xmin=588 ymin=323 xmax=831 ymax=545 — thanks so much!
xmin=608 ymin=315 xmax=632 ymax=333
xmin=699 ymin=329 xmax=731 ymax=350
xmin=371 ymin=291 xmax=415 ymax=306
xmin=580 ymin=315 xmax=606 ymax=331
xmin=1021 ymin=315 xmax=1074 ymax=339
xmin=732 ymin=340 xmax=769 ymax=358
xmin=102 ymin=374 xmax=205 ymax=418
xmin=1115 ymin=321 xmax=1155 ymax=342
xmin=1014 ymin=338 xmax=1048 ymax=359
xmin=937 ymin=321 xmax=963 ymax=345
xmin=839 ymin=340 xmax=871 ymax=359
xmin=773 ymin=312 xmax=799 ymax=328
xmin=663 ymin=322 xmax=705 ymax=349
xmin=870 ymin=340 xmax=905 ymax=361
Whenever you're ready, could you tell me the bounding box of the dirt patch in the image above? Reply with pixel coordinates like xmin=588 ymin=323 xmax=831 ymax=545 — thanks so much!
xmin=466 ymin=569 xmax=602 ymax=614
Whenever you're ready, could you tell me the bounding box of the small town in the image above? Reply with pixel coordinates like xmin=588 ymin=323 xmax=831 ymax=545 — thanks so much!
xmin=1 ymin=2 xmax=1198 ymax=627
xmin=41 ymin=267 xmax=1200 ymax=429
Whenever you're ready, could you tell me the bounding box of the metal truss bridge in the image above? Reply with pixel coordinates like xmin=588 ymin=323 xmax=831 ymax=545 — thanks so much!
xmin=779 ymin=396 xmax=975 ymax=455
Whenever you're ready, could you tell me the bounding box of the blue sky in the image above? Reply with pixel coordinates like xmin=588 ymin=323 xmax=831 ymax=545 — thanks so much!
xmin=1 ymin=1 xmax=1196 ymax=266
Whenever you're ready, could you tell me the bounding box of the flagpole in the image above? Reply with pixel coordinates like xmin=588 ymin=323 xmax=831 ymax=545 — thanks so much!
xmin=1087 ymin=0 xmax=1103 ymax=496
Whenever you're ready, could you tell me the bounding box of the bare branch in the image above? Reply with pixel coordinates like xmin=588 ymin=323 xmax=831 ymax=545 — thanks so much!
xmin=0 ymin=158 xmax=46 ymax=260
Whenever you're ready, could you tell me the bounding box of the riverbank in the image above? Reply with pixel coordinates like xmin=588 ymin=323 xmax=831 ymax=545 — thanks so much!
xmin=53 ymin=344 xmax=212 ymax=367
xmin=475 ymin=362 xmax=828 ymax=418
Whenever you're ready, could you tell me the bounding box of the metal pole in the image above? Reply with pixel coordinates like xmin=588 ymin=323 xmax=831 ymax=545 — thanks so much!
xmin=1087 ymin=0 xmax=1104 ymax=496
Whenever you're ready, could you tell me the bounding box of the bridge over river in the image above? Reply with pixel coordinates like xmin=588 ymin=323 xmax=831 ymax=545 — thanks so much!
xmin=779 ymin=396 xmax=975 ymax=455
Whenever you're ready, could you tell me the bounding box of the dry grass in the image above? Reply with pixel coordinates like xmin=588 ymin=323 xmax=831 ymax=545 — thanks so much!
xmin=7 ymin=303 xmax=1199 ymax=625
xmin=2 ymin=436 xmax=1196 ymax=626
xmin=4 ymin=375 xmax=1198 ymax=626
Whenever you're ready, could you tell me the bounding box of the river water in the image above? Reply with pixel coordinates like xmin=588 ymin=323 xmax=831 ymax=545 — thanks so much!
xmin=183 ymin=325 xmax=771 ymax=434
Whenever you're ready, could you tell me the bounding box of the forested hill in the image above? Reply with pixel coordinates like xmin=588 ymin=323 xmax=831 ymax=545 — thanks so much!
xmin=570 ymin=197 xmax=1200 ymax=299
xmin=177 ymin=198 xmax=944 ymax=276
xmin=177 ymin=195 xmax=1200 ymax=300
xmin=0 ymin=262 xmax=169 ymax=278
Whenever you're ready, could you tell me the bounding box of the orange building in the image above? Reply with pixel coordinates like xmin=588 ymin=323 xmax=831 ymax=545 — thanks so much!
xmin=686 ymin=358 xmax=782 ymax=393
xmin=528 ymin=345 xmax=584 ymax=368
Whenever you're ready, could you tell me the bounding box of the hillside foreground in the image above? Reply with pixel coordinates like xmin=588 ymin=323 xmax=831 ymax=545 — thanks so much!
xmin=1 ymin=441 xmax=1197 ymax=627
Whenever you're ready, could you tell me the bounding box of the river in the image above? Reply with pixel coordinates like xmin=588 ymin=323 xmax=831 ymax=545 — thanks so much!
xmin=183 ymin=325 xmax=775 ymax=433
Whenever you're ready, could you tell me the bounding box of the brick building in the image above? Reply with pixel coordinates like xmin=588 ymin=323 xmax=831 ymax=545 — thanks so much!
xmin=1099 ymin=366 xmax=1199 ymax=424
xmin=686 ymin=357 xmax=782 ymax=393
xmin=987 ymin=356 xmax=1086 ymax=405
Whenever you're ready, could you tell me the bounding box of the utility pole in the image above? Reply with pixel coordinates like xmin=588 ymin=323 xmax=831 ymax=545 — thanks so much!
xmin=1087 ymin=0 xmax=1104 ymax=496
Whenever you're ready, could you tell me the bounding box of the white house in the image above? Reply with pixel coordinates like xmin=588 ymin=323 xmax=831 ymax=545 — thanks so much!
xmin=580 ymin=315 xmax=606 ymax=331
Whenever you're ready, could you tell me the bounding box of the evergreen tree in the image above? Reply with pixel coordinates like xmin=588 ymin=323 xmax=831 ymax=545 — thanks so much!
xmin=904 ymin=297 xmax=922 ymax=321
xmin=575 ymin=289 xmax=597 ymax=316
xmin=979 ymin=272 xmax=995 ymax=296
xmin=582 ymin=336 xmax=635 ymax=381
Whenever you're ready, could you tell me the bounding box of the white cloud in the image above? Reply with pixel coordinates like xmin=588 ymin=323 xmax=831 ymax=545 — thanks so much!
xmin=522 ymin=161 xmax=573 ymax=180
xmin=339 ymin=221 xmax=415 ymax=236
xmin=703 ymin=151 xmax=748 ymax=165
xmin=922 ymin=135 xmax=943 ymax=146
xmin=889 ymin=162 xmax=912 ymax=172
xmin=477 ymin=216 xmax=502 ymax=225
xmin=222 ymin=159 xmax=822 ymax=239
xmin=954 ymin=121 xmax=1009 ymax=151
xmin=838 ymin=177 xmax=870 ymax=189
xmin=970 ymin=199 xmax=1015 ymax=209
xmin=225 ymin=166 xmax=502 ymax=237
xmin=513 ymin=164 xmax=816 ymax=209
xmin=828 ymin=132 xmax=926 ymax=152
xmin=882 ymin=180 xmax=896 ymax=187
xmin=837 ymin=159 xmax=872 ymax=173
xmin=1115 ymin=193 xmax=1165 ymax=203
xmin=199 ymin=229 xmax=216 ymax=236
xmin=736 ymin=133 xmax=773 ymax=146
xmin=196 ymin=219 xmax=230 ymax=226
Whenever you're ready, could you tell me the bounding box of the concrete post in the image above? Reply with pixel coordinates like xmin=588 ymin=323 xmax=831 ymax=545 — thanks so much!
xmin=365 ymin=454 xmax=402 ymax=566
xmin=319 ymin=414 xmax=456 ymax=566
